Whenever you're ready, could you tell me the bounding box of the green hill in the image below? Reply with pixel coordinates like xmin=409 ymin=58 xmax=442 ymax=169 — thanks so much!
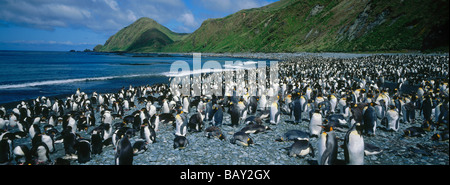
xmin=96 ymin=0 xmax=449 ymax=53
xmin=94 ymin=17 xmax=189 ymax=52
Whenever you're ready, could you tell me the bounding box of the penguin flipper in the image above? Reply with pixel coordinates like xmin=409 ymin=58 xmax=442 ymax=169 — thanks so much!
xmin=309 ymin=143 xmax=315 ymax=158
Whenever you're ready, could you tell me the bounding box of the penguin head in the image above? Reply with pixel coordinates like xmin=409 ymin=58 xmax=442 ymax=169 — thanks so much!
xmin=431 ymin=133 xmax=440 ymax=141
xmin=354 ymin=123 xmax=363 ymax=136
xmin=247 ymin=137 xmax=254 ymax=145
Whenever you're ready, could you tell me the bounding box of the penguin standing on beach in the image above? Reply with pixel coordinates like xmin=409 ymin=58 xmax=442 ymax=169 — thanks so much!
xmin=421 ymin=95 xmax=433 ymax=122
xmin=212 ymin=104 xmax=223 ymax=126
xmin=13 ymin=145 xmax=32 ymax=165
xmin=309 ymin=109 xmax=323 ymax=137
xmin=175 ymin=109 xmax=187 ymax=136
xmin=74 ymin=139 xmax=91 ymax=164
xmin=344 ymin=123 xmax=365 ymax=165
xmin=141 ymin=122 xmax=156 ymax=144
xmin=188 ymin=112 xmax=203 ymax=132
xmin=317 ymin=124 xmax=337 ymax=165
xmin=363 ymin=103 xmax=377 ymax=136
xmin=270 ymin=100 xmax=281 ymax=125
xmin=115 ymin=135 xmax=133 ymax=165
xmin=230 ymin=102 xmax=241 ymax=127
xmin=91 ymin=129 xmax=103 ymax=155
xmin=30 ymin=141 xmax=51 ymax=165
xmin=0 ymin=135 xmax=12 ymax=164
xmin=386 ymin=105 xmax=400 ymax=132
xmin=291 ymin=95 xmax=302 ymax=124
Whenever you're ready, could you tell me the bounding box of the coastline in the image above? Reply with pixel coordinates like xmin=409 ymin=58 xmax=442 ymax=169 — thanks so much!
xmin=0 ymin=52 xmax=448 ymax=165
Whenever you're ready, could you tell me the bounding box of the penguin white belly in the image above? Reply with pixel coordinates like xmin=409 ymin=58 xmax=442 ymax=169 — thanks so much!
xmin=317 ymin=133 xmax=327 ymax=165
xmin=42 ymin=135 xmax=54 ymax=153
xmin=348 ymin=132 xmax=364 ymax=165
xmin=387 ymin=110 xmax=399 ymax=131
xmin=270 ymin=104 xmax=279 ymax=124
xmin=36 ymin=146 xmax=48 ymax=163
xmin=309 ymin=114 xmax=322 ymax=136
xmin=330 ymin=98 xmax=337 ymax=113
xmin=175 ymin=117 xmax=186 ymax=136
xmin=299 ymin=147 xmax=310 ymax=156
xmin=144 ymin=127 xmax=153 ymax=143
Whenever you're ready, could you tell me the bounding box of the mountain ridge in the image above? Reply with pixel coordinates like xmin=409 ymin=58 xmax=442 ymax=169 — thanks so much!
xmin=95 ymin=0 xmax=449 ymax=53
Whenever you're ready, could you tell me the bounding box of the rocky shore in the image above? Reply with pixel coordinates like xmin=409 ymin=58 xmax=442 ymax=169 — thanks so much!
xmin=1 ymin=53 xmax=448 ymax=165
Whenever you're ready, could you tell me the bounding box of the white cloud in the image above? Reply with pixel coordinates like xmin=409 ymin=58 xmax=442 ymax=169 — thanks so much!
xmin=179 ymin=12 xmax=198 ymax=28
xmin=103 ymin=0 xmax=119 ymax=11
xmin=2 ymin=40 xmax=96 ymax=45
xmin=0 ymin=0 xmax=191 ymax=34
xmin=197 ymin=0 xmax=271 ymax=13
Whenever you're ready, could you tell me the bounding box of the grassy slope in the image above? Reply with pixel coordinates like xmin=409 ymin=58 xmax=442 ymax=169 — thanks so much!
xmin=162 ymin=0 xmax=449 ymax=53
xmin=97 ymin=17 xmax=189 ymax=52
xmin=96 ymin=0 xmax=449 ymax=53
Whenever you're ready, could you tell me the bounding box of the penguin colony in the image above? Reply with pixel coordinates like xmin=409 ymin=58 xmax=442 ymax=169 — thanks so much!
xmin=0 ymin=54 xmax=448 ymax=165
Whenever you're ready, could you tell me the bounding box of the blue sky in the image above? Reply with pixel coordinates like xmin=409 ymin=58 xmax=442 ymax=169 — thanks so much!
xmin=0 ymin=0 xmax=278 ymax=51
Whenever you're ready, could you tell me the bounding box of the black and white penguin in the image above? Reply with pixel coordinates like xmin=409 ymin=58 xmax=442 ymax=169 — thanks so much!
xmin=212 ymin=104 xmax=223 ymax=126
xmin=288 ymin=139 xmax=314 ymax=158
xmin=115 ymin=135 xmax=133 ymax=165
xmin=403 ymin=126 xmax=426 ymax=137
xmin=0 ymin=135 xmax=12 ymax=164
xmin=317 ymin=124 xmax=337 ymax=165
xmin=386 ymin=105 xmax=400 ymax=132
xmin=275 ymin=130 xmax=309 ymax=142
xmin=431 ymin=130 xmax=449 ymax=141
xmin=141 ymin=122 xmax=156 ymax=144
xmin=30 ymin=142 xmax=51 ymax=165
xmin=230 ymin=103 xmax=241 ymax=127
xmin=309 ymin=109 xmax=323 ymax=137
xmin=363 ymin=103 xmax=377 ymax=136
xmin=247 ymin=96 xmax=258 ymax=115
xmin=364 ymin=143 xmax=383 ymax=155
xmin=62 ymin=126 xmax=77 ymax=160
xmin=344 ymin=123 xmax=365 ymax=165
xmin=29 ymin=124 xmax=41 ymax=140
xmin=205 ymin=126 xmax=226 ymax=140
xmin=13 ymin=145 xmax=32 ymax=165
xmin=91 ymin=129 xmax=103 ymax=155
xmin=174 ymin=110 xmax=187 ymax=136
xmin=188 ymin=112 xmax=203 ymax=132
xmin=291 ymin=96 xmax=302 ymax=124
xmin=230 ymin=131 xmax=253 ymax=147
xmin=74 ymin=139 xmax=91 ymax=164
xmin=421 ymin=95 xmax=433 ymax=122
xmin=132 ymin=140 xmax=148 ymax=155
xmin=269 ymin=101 xmax=281 ymax=125
xmin=173 ymin=135 xmax=189 ymax=149
xmin=240 ymin=124 xmax=271 ymax=134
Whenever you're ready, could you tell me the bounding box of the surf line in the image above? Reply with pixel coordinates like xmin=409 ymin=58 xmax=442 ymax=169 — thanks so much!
xmin=168 ymin=53 xmax=279 ymax=98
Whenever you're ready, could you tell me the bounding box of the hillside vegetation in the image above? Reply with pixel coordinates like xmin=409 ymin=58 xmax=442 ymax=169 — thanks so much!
xmin=95 ymin=0 xmax=449 ymax=53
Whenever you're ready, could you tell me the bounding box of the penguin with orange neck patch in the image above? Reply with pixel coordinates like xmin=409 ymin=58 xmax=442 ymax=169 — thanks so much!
xmin=317 ymin=123 xmax=337 ymax=165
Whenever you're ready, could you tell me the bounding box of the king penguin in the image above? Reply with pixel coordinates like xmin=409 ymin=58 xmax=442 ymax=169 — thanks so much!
xmin=115 ymin=135 xmax=133 ymax=165
xmin=292 ymin=96 xmax=302 ymax=124
xmin=309 ymin=109 xmax=323 ymax=137
xmin=344 ymin=123 xmax=365 ymax=165
xmin=363 ymin=103 xmax=377 ymax=136
xmin=317 ymin=124 xmax=337 ymax=165
xmin=386 ymin=105 xmax=400 ymax=132
xmin=270 ymin=100 xmax=281 ymax=125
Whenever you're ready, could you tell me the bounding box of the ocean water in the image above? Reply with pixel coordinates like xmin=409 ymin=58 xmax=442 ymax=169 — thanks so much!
xmin=0 ymin=51 xmax=269 ymax=105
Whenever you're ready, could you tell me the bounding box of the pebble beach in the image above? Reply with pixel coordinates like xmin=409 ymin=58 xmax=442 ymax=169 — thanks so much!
xmin=1 ymin=52 xmax=448 ymax=165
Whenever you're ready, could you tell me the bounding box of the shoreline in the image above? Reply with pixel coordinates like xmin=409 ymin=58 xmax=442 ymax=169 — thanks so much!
xmin=0 ymin=53 xmax=448 ymax=165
